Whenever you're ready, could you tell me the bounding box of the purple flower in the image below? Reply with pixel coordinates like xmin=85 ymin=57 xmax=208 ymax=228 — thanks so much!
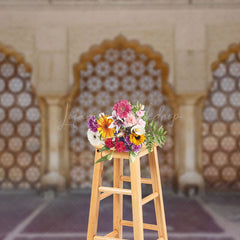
xmin=125 ymin=135 xmax=131 ymax=146
xmin=132 ymin=144 xmax=141 ymax=153
xmin=124 ymin=145 xmax=130 ymax=152
xmin=88 ymin=115 xmax=99 ymax=132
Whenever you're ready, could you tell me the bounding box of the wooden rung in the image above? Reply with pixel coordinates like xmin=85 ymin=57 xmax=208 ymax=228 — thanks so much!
xmin=99 ymin=192 xmax=113 ymax=201
xmin=120 ymin=220 xmax=158 ymax=231
xmin=142 ymin=192 xmax=159 ymax=205
xmin=138 ymin=148 xmax=150 ymax=158
xmin=94 ymin=236 xmax=126 ymax=240
xmin=105 ymin=230 xmax=118 ymax=237
xmin=120 ymin=176 xmax=152 ymax=185
xmin=99 ymin=186 xmax=132 ymax=195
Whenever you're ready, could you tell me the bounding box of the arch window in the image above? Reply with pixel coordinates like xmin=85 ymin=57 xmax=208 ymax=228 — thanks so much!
xmin=69 ymin=36 xmax=176 ymax=189
xmin=0 ymin=45 xmax=41 ymax=189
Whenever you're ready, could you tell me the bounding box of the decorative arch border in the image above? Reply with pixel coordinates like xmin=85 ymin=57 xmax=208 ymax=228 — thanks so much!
xmin=200 ymin=42 xmax=240 ymax=107
xmin=200 ymin=42 xmax=240 ymax=111
xmin=0 ymin=42 xmax=47 ymax=188
xmin=212 ymin=43 xmax=240 ymax=71
xmin=67 ymin=35 xmax=177 ymax=187
xmin=0 ymin=43 xmax=32 ymax=72
xmin=68 ymin=35 xmax=177 ymax=111
xmin=200 ymin=42 xmax=240 ymax=113
xmin=200 ymin=42 xmax=240 ymax=189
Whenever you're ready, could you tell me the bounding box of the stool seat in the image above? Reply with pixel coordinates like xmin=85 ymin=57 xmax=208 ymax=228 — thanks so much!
xmin=87 ymin=145 xmax=168 ymax=240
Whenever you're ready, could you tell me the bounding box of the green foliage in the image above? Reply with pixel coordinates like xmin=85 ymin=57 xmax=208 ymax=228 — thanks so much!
xmin=99 ymin=145 xmax=110 ymax=152
xmin=142 ymin=111 xmax=148 ymax=125
xmin=131 ymin=100 xmax=140 ymax=115
xmin=145 ymin=118 xmax=167 ymax=154
xmin=95 ymin=152 xmax=113 ymax=164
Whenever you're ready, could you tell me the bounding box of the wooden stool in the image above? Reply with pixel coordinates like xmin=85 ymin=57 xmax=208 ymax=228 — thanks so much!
xmin=87 ymin=145 xmax=168 ymax=240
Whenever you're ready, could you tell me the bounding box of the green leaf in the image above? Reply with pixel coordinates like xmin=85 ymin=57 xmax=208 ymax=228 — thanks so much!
xmin=153 ymin=122 xmax=157 ymax=132
xmin=99 ymin=146 xmax=110 ymax=152
xmin=95 ymin=152 xmax=113 ymax=164
xmin=142 ymin=111 xmax=148 ymax=123
xmin=150 ymin=120 xmax=154 ymax=128
xmin=158 ymin=126 xmax=163 ymax=133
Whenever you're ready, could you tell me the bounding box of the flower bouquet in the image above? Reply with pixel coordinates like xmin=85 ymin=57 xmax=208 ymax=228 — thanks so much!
xmin=87 ymin=100 xmax=167 ymax=163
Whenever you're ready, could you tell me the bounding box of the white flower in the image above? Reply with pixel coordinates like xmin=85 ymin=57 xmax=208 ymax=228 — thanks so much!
xmin=99 ymin=112 xmax=105 ymax=118
xmin=108 ymin=110 xmax=123 ymax=132
xmin=140 ymin=104 xmax=144 ymax=110
xmin=131 ymin=125 xmax=145 ymax=135
xmin=116 ymin=131 xmax=125 ymax=137
xmin=87 ymin=129 xmax=103 ymax=146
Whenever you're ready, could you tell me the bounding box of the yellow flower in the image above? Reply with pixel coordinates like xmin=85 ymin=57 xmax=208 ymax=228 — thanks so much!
xmin=97 ymin=115 xmax=115 ymax=139
xmin=130 ymin=133 xmax=146 ymax=145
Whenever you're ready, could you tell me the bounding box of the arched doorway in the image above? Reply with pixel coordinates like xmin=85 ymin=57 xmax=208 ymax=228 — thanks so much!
xmin=68 ymin=36 xmax=176 ymax=189
xmin=202 ymin=44 xmax=240 ymax=190
xmin=0 ymin=44 xmax=42 ymax=189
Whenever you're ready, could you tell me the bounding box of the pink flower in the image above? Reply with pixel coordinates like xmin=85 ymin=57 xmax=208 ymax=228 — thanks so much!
xmin=113 ymin=100 xmax=131 ymax=119
xmin=136 ymin=110 xmax=145 ymax=117
xmin=137 ymin=118 xmax=146 ymax=127
xmin=125 ymin=113 xmax=137 ymax=127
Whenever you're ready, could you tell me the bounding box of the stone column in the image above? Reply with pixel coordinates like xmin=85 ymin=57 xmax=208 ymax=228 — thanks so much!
xmin=175 ymin=93 xmax=206 ymax=194
xmin=33 ymin=26 xmax=69 ymax=190
xmin=41 ymin=96 xmax=68 ymax=190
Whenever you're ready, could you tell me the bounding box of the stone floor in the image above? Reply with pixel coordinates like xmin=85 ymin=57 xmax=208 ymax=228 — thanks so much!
xmin=0 ymin=189 xmax=239 ymax=240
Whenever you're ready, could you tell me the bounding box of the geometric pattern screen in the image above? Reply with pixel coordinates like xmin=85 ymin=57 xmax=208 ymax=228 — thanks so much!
xmin=0 ymin=50 xmax=41 ymax=189
xmin=202 ymin=52 xmax=240 ymax=190
xmin=69 ymin=45 xmax=174 ymax=189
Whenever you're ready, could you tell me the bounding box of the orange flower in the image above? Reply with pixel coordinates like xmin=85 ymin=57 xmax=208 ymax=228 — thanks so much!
xmin=97 ymin=116 xmax=115 ymax=139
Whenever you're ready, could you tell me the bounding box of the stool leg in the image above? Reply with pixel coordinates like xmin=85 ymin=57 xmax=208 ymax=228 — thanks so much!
xmin=130 ymin=156 xmax=144 ymax=240
xmin=113 ymin=158 xmax=123 ymax=238
xmin=87 ymin=150 xmax=104 ymax=240
xmin=149 ymin=146 xmax=168 ymax=240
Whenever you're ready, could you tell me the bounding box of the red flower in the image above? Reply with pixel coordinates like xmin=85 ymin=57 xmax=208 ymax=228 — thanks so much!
xmin=105 ymin=138 xmax=115 ymax=148
xmin=115 ymin=141 xmax=125 ymax=153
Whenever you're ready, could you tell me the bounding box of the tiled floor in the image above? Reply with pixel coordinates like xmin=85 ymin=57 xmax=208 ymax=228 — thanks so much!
xmin=1 ymin=190 xmax=239 ymax=240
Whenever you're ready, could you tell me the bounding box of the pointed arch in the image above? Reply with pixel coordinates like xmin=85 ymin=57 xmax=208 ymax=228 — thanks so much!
xmin=212 ymin=43 xmax=240 ymax=71
xmin=202 ymin=42 xmax=240 ymax=190
xmin=0 ymin=42 xmax=44 ymax=189
xmin=68 ymin=35 xmax=176 ymax=188
xmin=68 ymin=35 xmax=176 ymax=111
xmin=0 ymin=43 xmax=32 ymax=72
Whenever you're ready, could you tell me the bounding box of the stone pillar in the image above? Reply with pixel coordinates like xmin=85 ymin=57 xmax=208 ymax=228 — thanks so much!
xmin=33 ymin=27 xmax=69 ymax=190
xmin=175 ymin=93 xmax=206 ymax=194
xmin=41 ymin=96 xmax=68 ymax=190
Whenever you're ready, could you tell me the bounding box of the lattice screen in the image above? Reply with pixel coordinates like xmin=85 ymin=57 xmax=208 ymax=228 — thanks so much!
xmin=0 ymin=50 xmax=41 ymax=189
xmin=202 ymin=52 xmax=240 ymax=190
xmin=69 ymin=45 xmax=174 ymax=189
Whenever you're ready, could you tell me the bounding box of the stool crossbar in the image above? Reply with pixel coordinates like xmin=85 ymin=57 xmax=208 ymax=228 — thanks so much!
xmin=87 ymin=145 xmax=168 ymax=240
